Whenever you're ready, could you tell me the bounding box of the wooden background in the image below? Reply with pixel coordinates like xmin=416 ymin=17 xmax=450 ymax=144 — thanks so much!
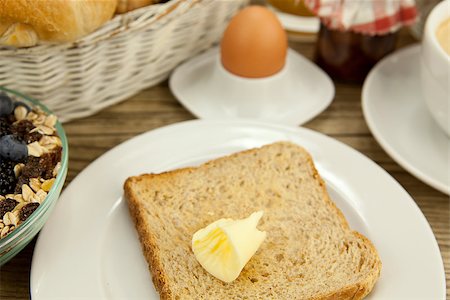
xmin=0 ymin=31 xmax=448 ymax=299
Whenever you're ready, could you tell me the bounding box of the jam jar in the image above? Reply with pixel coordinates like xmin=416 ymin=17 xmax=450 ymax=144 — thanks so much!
xmin=315 ymin=24 xmax=398 ymax=83
xmin=303 ymin=0 xmax=418 ymax=83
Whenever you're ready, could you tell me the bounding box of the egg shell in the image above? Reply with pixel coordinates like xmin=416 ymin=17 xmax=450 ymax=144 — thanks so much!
xmin=220 ymin=5 xmax=288 ymax=78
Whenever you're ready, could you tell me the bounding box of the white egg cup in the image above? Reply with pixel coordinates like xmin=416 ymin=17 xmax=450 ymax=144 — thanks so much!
xmin=208 ymin=56 xmax=291 ymax=118
xmin=170 ymin=47 xmax=335 ymax=125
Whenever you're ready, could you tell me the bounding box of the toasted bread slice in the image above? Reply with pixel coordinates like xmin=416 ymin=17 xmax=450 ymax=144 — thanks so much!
xmin=124 ymin=142 xmax=381 ymax=299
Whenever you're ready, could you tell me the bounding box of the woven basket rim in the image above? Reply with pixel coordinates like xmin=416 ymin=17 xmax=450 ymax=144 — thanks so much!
xmin=0 ymin=0 xmax=249 ymax=123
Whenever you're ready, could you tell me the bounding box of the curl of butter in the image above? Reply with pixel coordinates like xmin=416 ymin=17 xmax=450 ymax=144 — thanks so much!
xmin=192 ymin=211 xmax=266 ymax=283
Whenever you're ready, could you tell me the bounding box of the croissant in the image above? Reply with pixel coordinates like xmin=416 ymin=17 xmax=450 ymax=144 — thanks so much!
xmin=0 ymin=0 xmax=117 ymax=47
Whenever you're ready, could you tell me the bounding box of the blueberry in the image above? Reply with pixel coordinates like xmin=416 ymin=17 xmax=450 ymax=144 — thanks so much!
xmin=0 ymin=93 xmax=14 ymax=116
xmin=0 ymin=135 xmax=28 ymax=162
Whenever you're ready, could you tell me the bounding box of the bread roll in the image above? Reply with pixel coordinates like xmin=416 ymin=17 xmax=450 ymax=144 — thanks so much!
xmin=0 ymin=0 xmax=117 ymax=47
xmin=116 ymin=0 xmax=158 ymax=13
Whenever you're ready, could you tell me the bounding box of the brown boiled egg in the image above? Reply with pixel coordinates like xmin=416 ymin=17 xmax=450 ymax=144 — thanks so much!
xmin=220 ymin=5 xmax=288 ymax=78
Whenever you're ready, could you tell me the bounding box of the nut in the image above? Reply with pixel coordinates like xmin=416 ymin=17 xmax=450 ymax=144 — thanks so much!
xmin=13 ymin=194 xmax=24 ymax=202
xmin=3 ymin=212 xmax=11 ymax=226
xmin=35 ymin=190 xmax=47 ymax=203
xmin=14 ymin=163 xmax=25 ymax=178
xmin=44 ymin=115 xmax=57 ymax=128
xmin=22 ymin=184 xmax=34 ymax=202
xmin=29 ymin=178 xmax=41 ymax=193
xmin=1 ymin=226 xmax=10 ymax=238
xmin=32 ymin=125 xmax=54 ymax=135
xmin=33 ymin=114 xmax=46 ymax=126
xmin=14 ymin=105 xmax=28 ymax=121
xmin=39 ymin=136 xmax=61 ymax=147
xmin=53 ymin=162 xmax=61 ymax=177
xmin=28 ymin=141 xmax=46 ymax=157
xmin=7 ymin=212 xmax=18 ymax=226
xmin=13 ymin=202 xmax=27 ymax=213
xmin=26 ymin=112 xmax=38 ymax=121
xmin=4 ymin=212 xmax=18 ymax=227
xmin=43 ymin=144 xmax=57 ymax=152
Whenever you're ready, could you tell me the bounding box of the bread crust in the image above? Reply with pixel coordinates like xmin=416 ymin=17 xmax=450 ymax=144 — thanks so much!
xmin=304 ymin=151 xmax=382 ymax=300
xmin=0 ymin=0 xmax=117 ymax=47
xmin=124 ymin=142 xmax=381 ymax=299
xmin=125 ymin=175 xmax=173 ymax=300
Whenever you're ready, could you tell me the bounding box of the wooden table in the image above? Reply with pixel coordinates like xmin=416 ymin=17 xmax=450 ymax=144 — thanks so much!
xmin=1 ymin=31 xmax=448 ymax=299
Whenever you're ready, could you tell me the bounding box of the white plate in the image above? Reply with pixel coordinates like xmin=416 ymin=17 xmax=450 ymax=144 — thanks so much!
xmin=362 ymin=45 xmax=450 ymax=195
xmin=31 ymin=120 xmax=445 ymax=299
xmin=169 ymin=47 xmax=334 ymax=126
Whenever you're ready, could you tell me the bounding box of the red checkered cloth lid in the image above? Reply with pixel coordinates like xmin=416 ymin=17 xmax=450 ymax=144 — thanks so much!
xmin=304 ymin=0 xmax=418 ymax=35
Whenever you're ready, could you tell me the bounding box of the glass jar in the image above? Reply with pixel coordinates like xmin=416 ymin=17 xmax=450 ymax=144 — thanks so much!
xmin=314 ymin=24 xmax=398 ymax=83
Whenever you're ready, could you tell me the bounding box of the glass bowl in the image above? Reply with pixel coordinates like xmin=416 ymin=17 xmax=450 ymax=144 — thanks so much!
xmin=0 ymin=87 xmax=68 ymax=266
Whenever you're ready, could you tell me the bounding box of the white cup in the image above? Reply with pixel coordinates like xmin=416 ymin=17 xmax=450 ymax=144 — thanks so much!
xmin=421 ymin=0 xmax=450 ymax=136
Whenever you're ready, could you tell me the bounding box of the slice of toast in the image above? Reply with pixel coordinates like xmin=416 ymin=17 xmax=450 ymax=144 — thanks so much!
xmin=124 ymin=142 xmax=381 ymax=299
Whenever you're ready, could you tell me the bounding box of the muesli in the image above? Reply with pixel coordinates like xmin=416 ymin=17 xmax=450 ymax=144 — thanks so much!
xmin=0 ymin=93 xmax=62 ymax=239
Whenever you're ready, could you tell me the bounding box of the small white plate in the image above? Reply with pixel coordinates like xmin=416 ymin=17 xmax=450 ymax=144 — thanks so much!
xmin=30 ymin=120 xmax=445 ymax=299
xmin=362 ymin=44 xmax=450 ymax=194
xmin=169 ymin=47 xmax=334 ymax=126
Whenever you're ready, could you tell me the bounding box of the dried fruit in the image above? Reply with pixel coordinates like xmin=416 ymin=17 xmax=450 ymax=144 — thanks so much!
xmin=41 ymin=178 xmax=54 ymax=192
xmin=0 ymin=117 xmax=11 ymax=137
xmin=11 ymin=120 xmax=42 ymax=144
xmin=0 ymin=198 xmax=18 ymax=218
xmin=15 ymin=148 xmax=61 ymax=193
xmin=19 ymin=202 xmax=39 ymax=222
xmin=0 ymin=159 xmax=17 ymax=195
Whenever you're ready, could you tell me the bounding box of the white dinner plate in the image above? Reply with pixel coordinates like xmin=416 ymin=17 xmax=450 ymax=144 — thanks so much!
xmin=362 ymin=44 xmax=450 ymax=195
xmin=31 ymin=120 xmax=445 ymax=299
xmin=169 ymin=47 xmax=334 ymax=126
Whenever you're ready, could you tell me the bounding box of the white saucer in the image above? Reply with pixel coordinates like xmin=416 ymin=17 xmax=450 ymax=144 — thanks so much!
xmin=363 ymin=45 xmax=450 ymax=194
xmin=169 ymin=47 xmax=334 ymax=126
xmin=31 ymin=120 xmax=445 ymax=299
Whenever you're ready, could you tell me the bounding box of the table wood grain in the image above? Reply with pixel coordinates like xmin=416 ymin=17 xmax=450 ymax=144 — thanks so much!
xmin=0 ymin=31 xmax=448 ymax=299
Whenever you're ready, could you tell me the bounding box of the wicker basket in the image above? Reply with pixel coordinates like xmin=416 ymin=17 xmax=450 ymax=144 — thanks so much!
xmin=0 ymin=0 xmax=248 ymax=122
